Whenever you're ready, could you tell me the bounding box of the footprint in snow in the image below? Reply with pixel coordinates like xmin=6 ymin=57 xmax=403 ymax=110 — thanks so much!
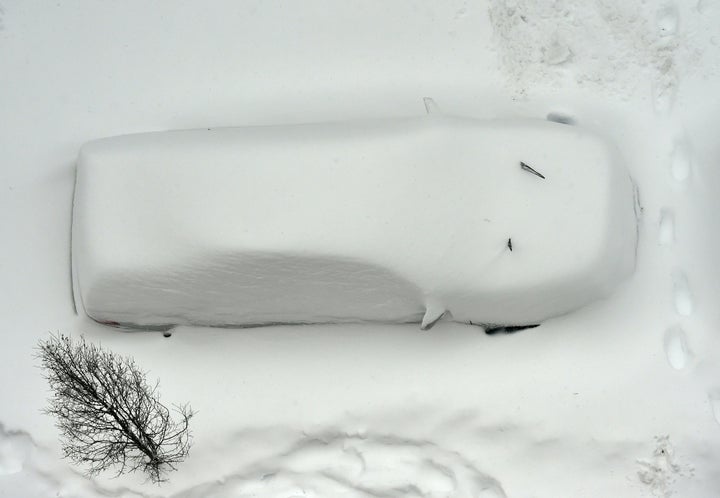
xmin=658 ymin=208 xmax=675 ymax=246
xmin=671 ymin=139 xmax=692 ymax=183
xmin=656 ymin=5 xmax=679 ymax=37
xmin=672 ymin=270 xmax=693 ymax=317
xmin=708 ymin=390 xmax=720 ymax=426
xmin=652 ymin=79 xmax=677 ymax=115
xmin=663 ymin=326 xmax=690 ymax=370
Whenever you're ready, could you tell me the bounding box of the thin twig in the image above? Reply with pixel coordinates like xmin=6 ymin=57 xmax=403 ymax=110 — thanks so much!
xmin=520 ymin=161 xmax=546 ymax=179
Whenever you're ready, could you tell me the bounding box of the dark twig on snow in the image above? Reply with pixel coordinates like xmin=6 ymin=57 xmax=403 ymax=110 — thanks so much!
xmin=520 ymin=161 xmax=546 ymax=179
xmin=485 ymin=324 xmax=540 ymax=335
xmin=507 ymin=238 xmax=513 ymax=251
xmin=36 ymin=333 xmax=193 ymax=483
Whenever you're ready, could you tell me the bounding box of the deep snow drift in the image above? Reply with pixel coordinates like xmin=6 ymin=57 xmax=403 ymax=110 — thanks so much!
xmin=73 ymin=115 xmax=636 ymax=330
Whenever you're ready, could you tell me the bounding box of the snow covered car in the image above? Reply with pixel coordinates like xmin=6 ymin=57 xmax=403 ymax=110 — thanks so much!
xmin=71 ymin=101 xmax=639 ymax=331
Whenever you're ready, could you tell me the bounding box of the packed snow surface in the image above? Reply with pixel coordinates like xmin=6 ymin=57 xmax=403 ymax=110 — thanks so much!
xmin=73 ymin=115 xmax=637 ymax=329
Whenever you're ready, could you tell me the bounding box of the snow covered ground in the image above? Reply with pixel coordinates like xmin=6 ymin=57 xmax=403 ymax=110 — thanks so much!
xmin=1 ymin=1 xmax=720 ymax=497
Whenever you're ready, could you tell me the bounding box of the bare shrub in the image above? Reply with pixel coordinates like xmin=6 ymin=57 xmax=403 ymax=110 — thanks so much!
xmin=37 ymin=333 xmax=193 ymax=482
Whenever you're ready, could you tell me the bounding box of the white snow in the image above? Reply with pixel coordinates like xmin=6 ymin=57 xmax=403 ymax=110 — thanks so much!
xmin=671 ymin=270 xmax=693 ymax=317
xmin=670 ymin=138 xmax=692 ymax=183
xmin=636 ymin=435 xmax=692 ymax=498
xmin=664 ymin=326 xmax=690 ymax=370
xmin=175 ymin=432 xmax=505 ymax=497
xmin=73 ymin=116 xmax=637 ymax=329
xmin=2 ymin=1 xmax=720 ymax=497
xmin=0 ymin=424 xmax=32 ymax=476
xmin=658 ymin=208 xmax=675 ymax=246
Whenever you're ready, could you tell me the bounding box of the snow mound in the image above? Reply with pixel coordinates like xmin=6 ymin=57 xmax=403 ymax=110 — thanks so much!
xmin=175 ymin=432 xmax=505 ymax=498
xmin=0 ymin=423 xmax=33 ymax=476
xmin=72 ymin=113 xmax=637 ymax=330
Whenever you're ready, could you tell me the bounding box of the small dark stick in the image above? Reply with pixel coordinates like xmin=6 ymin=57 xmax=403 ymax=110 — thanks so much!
xmin=485 ymin=324 xmax=540 ymax=335
xmin=507 ymin=238 xmax=513 ymax=251
xmin=520 ymin=161 xmax=546 ymax=179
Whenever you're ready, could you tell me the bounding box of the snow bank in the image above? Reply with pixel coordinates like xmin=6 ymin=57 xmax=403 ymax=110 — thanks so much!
xmin=0 ymin=423 xmax=32 ymax=476
xmin=177 ymin=432 xmax=505 ymax=498
xmin=72 ymin=111 xmax=637 ymax=330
